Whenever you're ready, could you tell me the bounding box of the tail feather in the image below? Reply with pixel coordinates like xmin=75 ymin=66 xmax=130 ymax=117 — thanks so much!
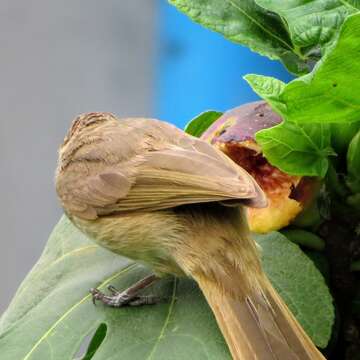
xmin=196 ymin=276 xmax=325 ymax=360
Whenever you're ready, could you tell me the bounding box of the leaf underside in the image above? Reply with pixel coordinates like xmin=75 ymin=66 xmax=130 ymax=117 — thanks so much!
xmin=169 ymin=0 xmax=358 ymax=74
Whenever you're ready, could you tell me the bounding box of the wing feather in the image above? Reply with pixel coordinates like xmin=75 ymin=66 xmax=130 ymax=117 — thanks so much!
xmin=57 ymin=119 xmax=266 ymax=220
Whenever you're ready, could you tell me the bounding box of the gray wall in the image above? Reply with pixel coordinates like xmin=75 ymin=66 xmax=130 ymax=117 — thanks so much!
xmin=0 ymin=1 xmax=155 ymax=313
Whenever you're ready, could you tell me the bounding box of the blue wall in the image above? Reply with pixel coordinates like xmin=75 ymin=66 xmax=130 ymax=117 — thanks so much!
xmin=156 ymin=2 xmax=293 ymax=128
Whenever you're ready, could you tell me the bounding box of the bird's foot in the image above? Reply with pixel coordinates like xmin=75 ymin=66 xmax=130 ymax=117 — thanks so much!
xmin=90 ymin=286 xmax=161 ymax=307
xmin=90 ymin=274 xmax=161 ymax=308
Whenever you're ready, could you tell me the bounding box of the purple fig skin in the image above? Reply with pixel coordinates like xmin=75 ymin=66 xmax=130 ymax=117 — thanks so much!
xmin=200 ymin=101 xmax=312 ymax=233
xmin=201 ymin=101 xmax=282 ymax=144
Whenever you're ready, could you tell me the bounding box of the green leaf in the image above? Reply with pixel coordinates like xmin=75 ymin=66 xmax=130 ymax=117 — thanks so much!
xmin=254 ymin=0 xmax=358 ymax=53
xmin=326 ymin=161 xmax=349 ymax=197
xmin=0 ymin=217 xmax=230 ymax=360
xmin=346 ymin=129 xmax=360 ymax=193
xmin=255 ymin=232 xmax=334 ymax=348
xmin=343 ymin=0 xmax=360 ymax=9
xmin=169 ymin=0 xmax=358 ymax=74
xmin=245 ymin=13 xmax=360 ymax=124
xmin=168 ymin=0 xmax=309 ymax=74
xmin=244 ymin=74 xmax=286 ymax=114
xmin=0 ymin=217 xmax=334 ymax=358
xmin=331 ymin=121 xmax=360 ymax=155
xmin=304 ymin=250 xmax=330 ymax=284
xmin=347 ymin=130 xmax=360 ymax=177
xmin=255 ymin=121 xmax=333 ymax=177
xmin=184 ymin=111 xmax=222 ymax=137
xmin=245 ymin=15 xmax=360 ymax=177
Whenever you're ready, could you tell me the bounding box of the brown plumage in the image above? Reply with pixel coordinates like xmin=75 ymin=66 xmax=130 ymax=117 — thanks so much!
xmin=56 ymin=112 xmax=325 ymax=360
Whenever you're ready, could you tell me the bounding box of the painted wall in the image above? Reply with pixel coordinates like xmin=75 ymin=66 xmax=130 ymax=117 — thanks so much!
xmin=156 ymin=2 xmax=292 ymax=128
xmin=0 ymin=0 xmax=154 ymax=313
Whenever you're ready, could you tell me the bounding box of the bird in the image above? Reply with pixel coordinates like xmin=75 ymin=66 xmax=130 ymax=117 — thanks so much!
xmin=55 ymin=112 xmax=325 ymax=360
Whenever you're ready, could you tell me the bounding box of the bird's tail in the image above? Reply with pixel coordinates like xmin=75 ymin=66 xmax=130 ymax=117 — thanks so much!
xmin=195 ymin=275 xmax=325 ymax=360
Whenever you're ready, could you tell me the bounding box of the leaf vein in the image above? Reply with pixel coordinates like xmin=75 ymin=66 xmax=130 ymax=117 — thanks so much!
xmin=22 ymin=264 xmax=138 ymax=360
xmin=227 ymin=0 xmax=293 ymax=51
xmin=145 ymin=277 xmax=177 ymax=360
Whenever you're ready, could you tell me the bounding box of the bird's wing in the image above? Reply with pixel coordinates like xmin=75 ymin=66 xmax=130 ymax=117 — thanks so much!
xmin=57 ymin=124 xmax=266 ymax=220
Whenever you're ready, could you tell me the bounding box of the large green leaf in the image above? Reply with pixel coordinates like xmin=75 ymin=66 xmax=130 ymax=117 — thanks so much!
xmin=168 ymin=0 xmax=358 ymax=74
xmin=168 ymin=0 xmax=308 ymax=74
xmin=243 ymin=14 xmax=360 ymax=176
xmin=255 ymin=232 xmax=334 ymax=348
xmin=255 ymin=0 xmax=358 ymax=52
xmin=0 ymin=217 xmax=229 ymax=360
xmin=343 ymin=0 xmax=360 ymax=9
xmin=245 ymin=13 xmax=360 ymax=124
xmin=0 ymin=217 xmax=334 ymax=359
xmin=255 ymin=121 xmax=333 ymax=177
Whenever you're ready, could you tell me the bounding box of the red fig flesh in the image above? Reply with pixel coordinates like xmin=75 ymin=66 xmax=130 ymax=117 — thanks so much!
xmin=202 ymin=101 xmax=316 ymax=233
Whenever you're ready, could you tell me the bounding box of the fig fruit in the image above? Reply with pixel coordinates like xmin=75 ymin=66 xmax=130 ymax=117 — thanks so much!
xmin=281 ymin=228 xmax=325 ymax=251
xmin=201 ymin=101 xmax=318 ymax=233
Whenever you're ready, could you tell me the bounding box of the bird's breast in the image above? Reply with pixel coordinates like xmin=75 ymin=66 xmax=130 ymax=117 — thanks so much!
xmin=68 ymin=210 xmax=186 ymax=277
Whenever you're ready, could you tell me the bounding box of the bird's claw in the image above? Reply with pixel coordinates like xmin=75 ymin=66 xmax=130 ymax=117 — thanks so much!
xmin=107 ymin=285 xmax=120 ymax=295
xmin=90 ymin=287 xmax=105 ymax=305
xmin=89 ymin=285 xmax=164 ymax=307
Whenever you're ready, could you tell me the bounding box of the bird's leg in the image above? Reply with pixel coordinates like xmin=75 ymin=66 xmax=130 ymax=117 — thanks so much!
xmin=90 ymin=274 xmax=161 ymax=307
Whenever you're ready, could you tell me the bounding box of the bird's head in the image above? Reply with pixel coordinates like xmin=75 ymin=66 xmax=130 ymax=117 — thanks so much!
xmin=58 ymin=112 xmax=117 ymax=171
xmin=62 ymin=112 xmax=116 ymax=146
